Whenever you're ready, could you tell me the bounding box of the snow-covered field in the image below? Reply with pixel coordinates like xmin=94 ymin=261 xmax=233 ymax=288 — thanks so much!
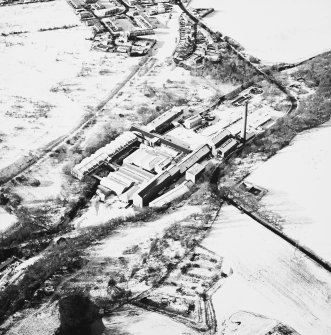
xmin=90 ymin=205 xmax=202 ymax=257
xmin=202 ymin=205 xmax=331 ymax=335
xmin=0 ymin=207 xmax=17 ymax=233
xmin=103 ymin=305 xmax=199 ymax=335
xmin=0 ymin=0 xmax=80 ymax=33
xmin=191 ymin=0 xmax=331 ymax=64
xmin=0 ymin=0 xmax=140 ymax=171
xmin=246 ymin=120 xmax=331 ymax=263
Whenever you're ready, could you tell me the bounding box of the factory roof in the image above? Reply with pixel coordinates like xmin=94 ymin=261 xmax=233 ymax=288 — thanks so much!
xmin=149 ymin=181 xmax=193 ymax=207
xmin=123 ymin=147 xmax=163 ymax=172
xmin=100 ymin=176 xmax=132 ymax=195
xmin=177 ymin=144 xmax=210 ymax=173
xmin=208 ymin=129 xmax=232 ymax=147
xmin=144 ymin=107 xmax=184 ymax=132
xmin=219 ymin=138 xmax=238 ymax=157
xmin=185 ymin=114 xmax=202 ymax=122
xmin=186 ymin=162 xmax=204 ymax=177
xmin=122 ymin=163 xmax=154 ymax=181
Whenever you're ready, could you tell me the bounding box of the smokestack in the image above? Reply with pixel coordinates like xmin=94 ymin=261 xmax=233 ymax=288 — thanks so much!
xmin=241 ymin=102 xmax=248 ymax=143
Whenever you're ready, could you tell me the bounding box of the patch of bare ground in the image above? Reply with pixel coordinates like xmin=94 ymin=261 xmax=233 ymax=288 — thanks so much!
xmin=219 ymin=311 xmax=300 ymax=335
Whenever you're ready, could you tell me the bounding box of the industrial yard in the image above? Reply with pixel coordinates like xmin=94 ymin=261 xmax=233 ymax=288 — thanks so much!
xmin=0 ymin=0 xmax=331 ymax=334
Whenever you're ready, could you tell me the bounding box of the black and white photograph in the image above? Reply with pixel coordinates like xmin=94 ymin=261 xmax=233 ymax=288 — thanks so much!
xmin=0 ymin=0 xmax=331 ymax=334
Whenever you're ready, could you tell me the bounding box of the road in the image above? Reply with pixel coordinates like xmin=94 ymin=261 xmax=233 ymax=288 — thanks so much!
xmin=174 ymin=0 xmax=298 ymax=114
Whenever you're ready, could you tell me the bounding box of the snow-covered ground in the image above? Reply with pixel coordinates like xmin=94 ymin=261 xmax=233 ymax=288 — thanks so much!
xmin=0 ymin=207 xmax=16 ymax=233
xmin=190 ymin=0 xmax=331 ymax=64
xmin=103 ymin=305 xmax=199 ymax=335
xmin=201 ymin=205 xmax=331 ymax=335
xmin=0 ymin=0 xmax=140 ymax=171
xmin=246 ymin=119 xmax=331 ymax=263
xmin=90 ymin=205 xmax=201 ymax=258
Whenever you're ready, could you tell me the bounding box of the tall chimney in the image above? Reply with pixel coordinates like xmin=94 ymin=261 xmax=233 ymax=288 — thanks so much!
xmin=241 ymin=101 xmax=248 ymax=142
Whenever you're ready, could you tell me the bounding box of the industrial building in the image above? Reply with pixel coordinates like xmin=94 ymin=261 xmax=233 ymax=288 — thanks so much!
xmin=132 ymin=165 xmax=181 ymax=207
xmin=183 ymin=114 xmax=202 ymax=129
xmin=177 ymin=144 xmax=210 ymax=174
xmin=144 ymin=107 xmax=184 ymax=133
xmin=100 ymin=175 xmax=133 ymax=195
xmin=186 ymin=163 xmax=205 ymax=183
xmin=123 ymin=146 xmax=168 ymax=172
xmin=218 ymin=138 xmax=238 ymax=158
xmin=149 ymin=181 xmax=193 ymax=207
xmin=131 ymin=126 xmax=191 ymax=155
xmin=207 ymin=129 xmax=232 ymax=155
xmin=72 ymin=93 xmax=252 ymax=207
xmin=71 ymin=131 xmax=138 ymax=180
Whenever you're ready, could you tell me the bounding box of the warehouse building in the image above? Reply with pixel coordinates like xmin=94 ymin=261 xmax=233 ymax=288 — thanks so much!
xmin=155 ymin=157 xmax=172 ymax=174
xmin=71 ymin=131 xmax=138 ymax=180
xmin=218 ymin=138 xmax=238 ymax=158
xmin=177 ymin=144 xmax=210 ymax=174
xmin=183 ymin=114 xmax=202 ymax=129
xmin=123 ymin=147 xmax=164 ymax=172
xmin=185 ymin=163 xmax=205 ymax=183
xmin=131 ymin=126 xmax=191 ymax=154
xmin=132 ymin=146 xmax=209 ymax=207
xmin=121 ymin=163 xmax=154 ymax=181
xmin=144 ymin=107 xmax=184 ymax=133
xmin=132 ymin=165 xmax=180 ymax=207
xmin=207 ymin=129 xmax=232 ymax=155
xmin=100 ymin=176 xmax=133 ymax=195
xmin=149 ymin=181 xmax=193 ymax=207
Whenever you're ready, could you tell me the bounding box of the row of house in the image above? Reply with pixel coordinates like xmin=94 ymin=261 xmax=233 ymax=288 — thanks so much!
xmin=173 ymin=13 xmax=196 ymax=62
